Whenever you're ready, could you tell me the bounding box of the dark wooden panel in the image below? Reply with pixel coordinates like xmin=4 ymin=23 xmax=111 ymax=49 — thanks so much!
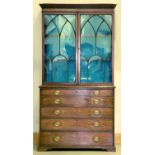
xmin=41 ymin=89 xmax=113 ymax=97
xmin=41 ymin=119 xmax=113 ymax=131
xmin=41 ymin=107 xmax=113 ymax=118
xmin=40 ymin=132 xmax=113 ymax=146
xmin=40 ymin=4 xmax=116 ymax=9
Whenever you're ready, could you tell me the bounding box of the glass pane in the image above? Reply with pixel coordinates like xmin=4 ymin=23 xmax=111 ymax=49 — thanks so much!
xmin=53 ymin=56 xmax=67 ymax=82
xmin=45 ymin=27 xmax=59 ymax=58
xmin=80 ymin=15 xmax=112 ymax=83
xmin=99 ymin=15 xmax=112 ymax=29
xmin=104 ymin=60 xmax=112 ymax=82
xmin=45 ymin=59 xmax=52 ymax=82
xmin=53 ymin=15 xmax=66 ymax=32
xmin=96 ymin=22 xmax=111 ymax=59
xmin=68 ymin=59 xmax=76 ymax=82
xmin=81 ymin=15 xmax=93 ymax=28
xmin=81 ymin=22 xmax=95 ymax=59
xmin=44 ymin=15 xmax=57 ymax=26
xmin=60 ymin=22 xmax=75 ymax=59
xmin=80 ymin=57 xmax=88 ymax=83
xmin=44 ymin=14 xmax=76 ymax=83
xmin=89 ymin=15 xmax=102 ymax=32
xmin=63 ymin=15 xmax=76 ymax=31
xmin=88 ymin=56 xmax=104 ymax=82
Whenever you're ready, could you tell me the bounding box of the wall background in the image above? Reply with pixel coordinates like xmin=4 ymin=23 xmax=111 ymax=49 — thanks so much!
xmin=33 ymin=0 xmax=121 ymax=134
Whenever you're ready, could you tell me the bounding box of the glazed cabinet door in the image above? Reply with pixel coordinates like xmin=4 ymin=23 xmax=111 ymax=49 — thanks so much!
xmin=44 ymin=14 xmax=76 ymax=83
xmin=80 ymin=14 xmax=112 ymax=83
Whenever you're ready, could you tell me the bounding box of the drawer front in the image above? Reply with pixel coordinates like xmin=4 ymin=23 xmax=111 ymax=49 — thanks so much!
xmin=40 ymin=132 xmax=113 ymax=146
xmin=41 ymin=107 xmax=113 ymax=118
xmin=41 ymin=119 xmax=76 ymax=130
xmin=77 ymin=119 xmax=113 ymax=131
xmin=41 ymin=96 xmax=113 ymax=107
xmin=77 ymin=132 xmax=113 ymax=146
xmin=40 ymin=132 xmax=77 ymax=146
xmin=41 ymin=119 xmax=113 ymax=131
xmin=41 ymin=89 xmax=113 ymax=97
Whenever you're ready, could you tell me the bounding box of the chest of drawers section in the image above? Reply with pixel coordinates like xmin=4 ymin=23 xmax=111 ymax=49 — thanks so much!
xmin=39 ymin=87 xmax=115 ymax=151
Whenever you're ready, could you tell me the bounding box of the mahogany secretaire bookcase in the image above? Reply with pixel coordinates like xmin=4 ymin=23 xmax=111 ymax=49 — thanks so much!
xmin=39 ymin=3 xmax=116 ymax=151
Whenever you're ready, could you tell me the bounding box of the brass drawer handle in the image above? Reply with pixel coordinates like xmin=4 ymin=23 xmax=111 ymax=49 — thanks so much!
xmin=54 ymin=109 xmax=61 ymax=115
xmin=93 ymin=136 xmax=100 ymax=142
xmin=93 ymin=99 xmax=100 ymax=104
xmin=93 ymin=109 xmax=100 ymax=115
xmin=55 ymin=90 xmax=60 ymax=95
xmin=93 ymin=122 xmax=100 ymax=127
xmin=54 ymin=98 xmax=61 ymax=104
xmin=53 ymin=136 xmax=61 ymax=142
xmin=93 ymin=90 xmax=99 ymax=96
xmin=54 ymin=121 xmax=62 ymax=127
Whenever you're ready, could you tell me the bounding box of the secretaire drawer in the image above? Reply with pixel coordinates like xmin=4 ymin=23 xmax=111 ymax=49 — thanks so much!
xmin=41 ymin=107 xmax=113 ymax=118
xmin=41 ymin=89 xmax=113 ymax=97
xmin=41 ymin=119 xmax=113 ymax=131
xmin=41 ymin=96 xmax=113 ymax=107
xmin=40 ymin=132 xmax=113 ymax=146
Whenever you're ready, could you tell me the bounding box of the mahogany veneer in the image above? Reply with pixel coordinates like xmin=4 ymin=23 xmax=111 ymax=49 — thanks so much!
xmin=40 ymin=132 xmax=113 ymax=146
xmin=41 ymin=96 xmax=113 ymax=107
xmin=41 ymin=119 xmax=113 ymax=131
xmin=41 ymin=107 xmax=113 ymax=118
xmin=41 ymin=89 xmax=113 ymax=96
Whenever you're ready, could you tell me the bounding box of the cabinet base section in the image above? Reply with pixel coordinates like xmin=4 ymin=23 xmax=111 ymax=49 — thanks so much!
xmin=38 ymin=145 xmax=116 ymax=152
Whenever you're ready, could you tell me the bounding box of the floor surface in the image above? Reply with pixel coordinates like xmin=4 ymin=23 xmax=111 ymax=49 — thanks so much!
xmin=33 ymin=145 xmax=121 ymax=155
